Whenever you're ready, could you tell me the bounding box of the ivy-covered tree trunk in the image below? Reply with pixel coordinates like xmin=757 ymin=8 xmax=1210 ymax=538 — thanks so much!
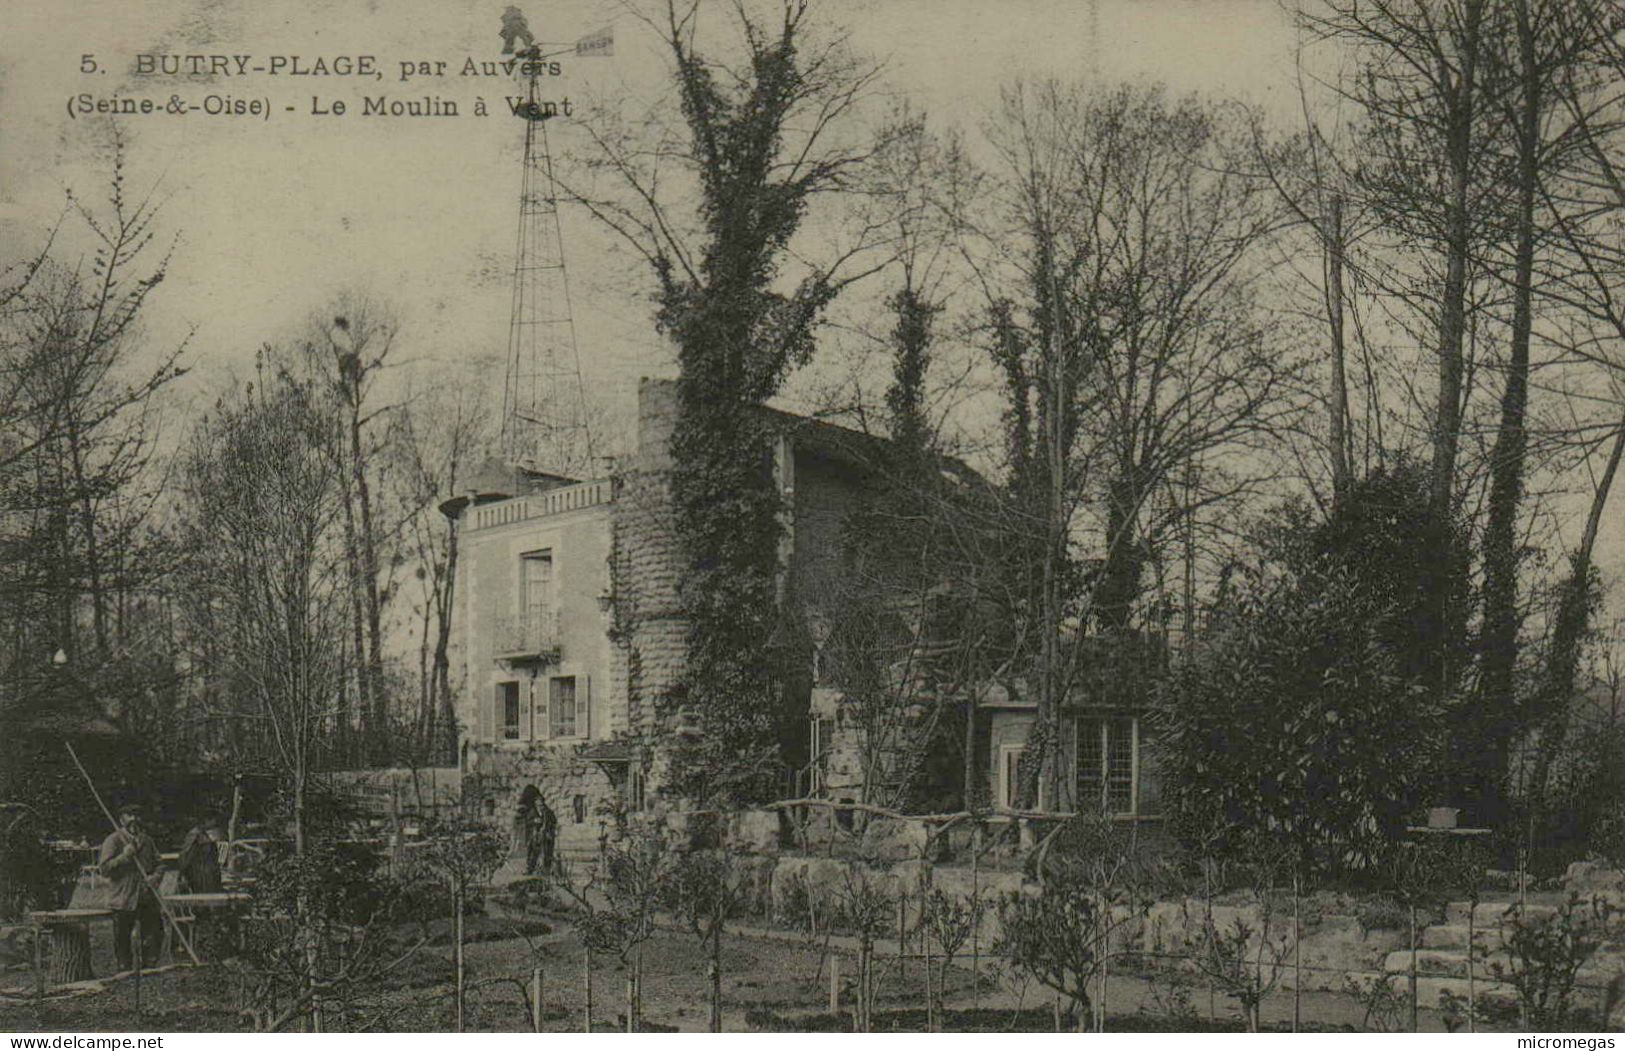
xmin=648 ymin=2 xmax=852 ymax=804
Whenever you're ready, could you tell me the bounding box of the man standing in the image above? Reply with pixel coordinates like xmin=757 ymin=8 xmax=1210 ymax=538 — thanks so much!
xmin=98 ymin=804 xmax=161 ymax=972
xmin=516 ymin=786 xmax=558 ymax=876
xmin=535 ymin=793 xmax=558 ymax=876
xmin=176 ymin=812 xmax=223 ymax=893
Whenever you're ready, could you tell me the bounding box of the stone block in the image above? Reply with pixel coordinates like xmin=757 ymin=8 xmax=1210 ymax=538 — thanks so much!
xmin=728 ymin=854 xmax=779 ymax=916
xmin=1565 ymin=861 xmax=1625 ymax=894
xmin=730 ymin=809 xmax=784 ymax=854
xmin=859 ymin=814 xmax=930 ymax=862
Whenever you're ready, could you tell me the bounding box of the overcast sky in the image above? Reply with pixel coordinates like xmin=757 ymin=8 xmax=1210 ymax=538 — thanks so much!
xmin=0 ymin=0 xmax=1303 ymax=402
xmin=3 ymin=0 xmax=1620 ymax=604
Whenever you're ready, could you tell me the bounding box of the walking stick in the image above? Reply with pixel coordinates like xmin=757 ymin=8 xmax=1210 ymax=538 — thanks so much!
xmin=64 ymin=743 xmax=201 ymax=966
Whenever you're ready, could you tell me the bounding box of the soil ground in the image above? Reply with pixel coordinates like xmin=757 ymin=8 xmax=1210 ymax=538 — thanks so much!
xmin=0 ymin=911 xmax=1489 ymax=1033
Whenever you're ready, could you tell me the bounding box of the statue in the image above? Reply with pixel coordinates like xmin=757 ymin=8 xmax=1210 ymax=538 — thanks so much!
xmin=500 ymin=7 xmax=536 ymax=55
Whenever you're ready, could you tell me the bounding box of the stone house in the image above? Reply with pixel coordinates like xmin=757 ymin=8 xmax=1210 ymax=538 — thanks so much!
xmin=443 ymin=378 xmax=959 ymax=857
xmin=980 ymin=631 xmax=1168 ymax=821
xmin=444 ymin=378 xmax=1161 ymax=856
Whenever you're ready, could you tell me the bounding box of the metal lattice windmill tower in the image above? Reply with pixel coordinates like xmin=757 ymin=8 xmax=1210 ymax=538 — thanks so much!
xmin=500 ymin=24 xmax=607 ymax=469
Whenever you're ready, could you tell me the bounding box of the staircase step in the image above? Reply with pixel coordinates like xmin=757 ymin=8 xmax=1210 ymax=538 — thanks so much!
xmin=1421 ymin=924 xmax=1484 ymax=951
xmin=1444 ymin=901 xmax=1559 ymax=926
xmin=1387 ymin=973 xmax=1517 ymax=1009
xmin=1385 ymin=948 xmax=1618 ymax=990
xmin=1383 ymin=948 xmax=1496 ymax=979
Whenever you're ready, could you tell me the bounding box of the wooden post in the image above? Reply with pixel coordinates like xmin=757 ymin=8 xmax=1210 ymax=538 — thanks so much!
xmin=896 ymin=893 xmax=907 ymax=990
xmin=828 ymin=953 xmax=840 ymax=1015
xmin=1293 ymin=873 xmax=1302 ymax=1033
xmin=1467 ymin=906 xmax=1477 ymax=1033
xmin=858 ymin=941 xmax=870 ymax=1033
xmin=532 ymin=965 xmax=543 ymax=1031
xmin=583 ymin=948 xmax=593 ymax=1033
xmin=924 ymin=938 xmax=933 ymax=1032
xmin=33 ymin=920 xmax=45 ymax=1008
xmin=970 ymin=843 xmax=980 ymax=1014
xmin=222 ymin=779 xmax=243 ymax=875
xmin=1408 ymin=904 xmax=1419 ymax=1033
xmin=624 ymin=949 xmax=641 ymax=1033
xmin=388 ymin=780 xmax=402 ymax=878
xmin=1097 ymin=956 xmax=1107 ymax=1032
xmin=454 ymin=883 xmax=465 ymax=1032
xmin=709 ymin=929 xmax=722 ymax=1033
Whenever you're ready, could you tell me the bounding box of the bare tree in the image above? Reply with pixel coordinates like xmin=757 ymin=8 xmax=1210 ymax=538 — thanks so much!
xmin=390 ymin=363 xmax=500 ymax=763
xmin=177 ymin=355 xmax=349 ymax=853
xmin=967 ymin=81 xmax=1300 ymax=806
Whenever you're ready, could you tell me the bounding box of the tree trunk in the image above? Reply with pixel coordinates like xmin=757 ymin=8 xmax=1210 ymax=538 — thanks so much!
xmin=1430 ymin=0 xmax=1485 ymax=523
xmin=68 ymin=430 xmax=108 ymax=656
xmin=431 ymin=518 xmax=461 ymax=762
xmin=46 ymin=923 xmax=93 ymax=984
xmin=350 ymin=399 xmax=388 ymax=764
xmin=1326 ymin=194 xmax=1351 ymax=496
xmin=1478 ymin=0 xmax=1540 ymax=825
xmin=1528 ymin=417 xmax=1625 ymax=805
xmin=339 ymin=488 xmax=368 ymax=763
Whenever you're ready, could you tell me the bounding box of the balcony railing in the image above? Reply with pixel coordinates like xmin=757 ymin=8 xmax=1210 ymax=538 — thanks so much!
xmin=493 ymin=609 xmax=561 ymax=663
xmin=469 ymin=478 xmax=613 ymax=531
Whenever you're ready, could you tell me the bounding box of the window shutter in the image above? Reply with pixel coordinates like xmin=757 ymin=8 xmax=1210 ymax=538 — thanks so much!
xmin=480 ymin=683 xmax=496 ymax=741
xmin=580 ymin=675 xmax=591 ymax=738
xmin=535 ymin=678 xmax=549 ymax=740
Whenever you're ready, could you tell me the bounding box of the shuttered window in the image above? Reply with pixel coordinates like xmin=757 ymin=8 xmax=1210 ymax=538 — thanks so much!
xmin=549 ymin=676 xmax=578 ymax=737
xmin=499 ymin=681 xmax=521 ymax=740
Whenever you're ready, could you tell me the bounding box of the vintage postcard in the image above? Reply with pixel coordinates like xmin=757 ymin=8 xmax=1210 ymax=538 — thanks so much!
xmin=3 ymin=0 xmax=1624 ymax=1037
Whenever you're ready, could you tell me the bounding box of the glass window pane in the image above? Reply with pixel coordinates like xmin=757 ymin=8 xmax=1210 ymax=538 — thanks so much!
xmin=1076 ymin=717 xmax=1103 ymax=810
xmin=550 ymin=676 xmax=577 ymax=737
xmin=1106 ymin=717 xmax=1134 ymax=814
xmin=501 ymin=682 xmax=520 ymax=740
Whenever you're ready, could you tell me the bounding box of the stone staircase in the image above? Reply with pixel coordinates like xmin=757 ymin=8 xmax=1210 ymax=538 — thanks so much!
xmin=1383 ymin=894 xmax=1625 ymax=1013
xmin=491 ymin=820 xmax=613 ymax=884
xmin=555 ymin=821 xmax=604 ymax=868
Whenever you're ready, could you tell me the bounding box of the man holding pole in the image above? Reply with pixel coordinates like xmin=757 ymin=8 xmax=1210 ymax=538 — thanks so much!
xmin=99 ymin=804 xmax=162 ymax=973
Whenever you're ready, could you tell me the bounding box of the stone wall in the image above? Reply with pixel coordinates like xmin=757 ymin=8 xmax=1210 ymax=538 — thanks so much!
xmin=610 ymin=465 xmax=686 ymax=743
xmin=472 ymin=742 xmax=618 ymax=877
xmin=606 ymin=807 xmax=1432 ymax=994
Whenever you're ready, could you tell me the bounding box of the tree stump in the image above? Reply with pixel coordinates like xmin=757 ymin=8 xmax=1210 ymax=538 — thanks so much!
xmin=46 ymin=923 xmax=93 ymax=984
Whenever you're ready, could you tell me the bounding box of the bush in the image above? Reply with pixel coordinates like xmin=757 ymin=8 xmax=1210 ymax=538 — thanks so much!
xmin=998 ymin=847 xmax=1154 ymax=1031
xmin=1491 ymin=893 xmax=1612 ymax=1028
xmin=1157 ymin=465 xmax=1464 ymax=876
xmin=1355 ymin=896 xmax=1409 ymax=933
xmin=0 ymin=808 xmax=73 ymax=918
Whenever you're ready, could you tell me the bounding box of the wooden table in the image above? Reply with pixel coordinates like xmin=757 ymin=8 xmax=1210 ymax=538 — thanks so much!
xmin=29 ymin=908 xmax=113 ymax=989
xmin=163 ymin=892 xmax=252 ymax=909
